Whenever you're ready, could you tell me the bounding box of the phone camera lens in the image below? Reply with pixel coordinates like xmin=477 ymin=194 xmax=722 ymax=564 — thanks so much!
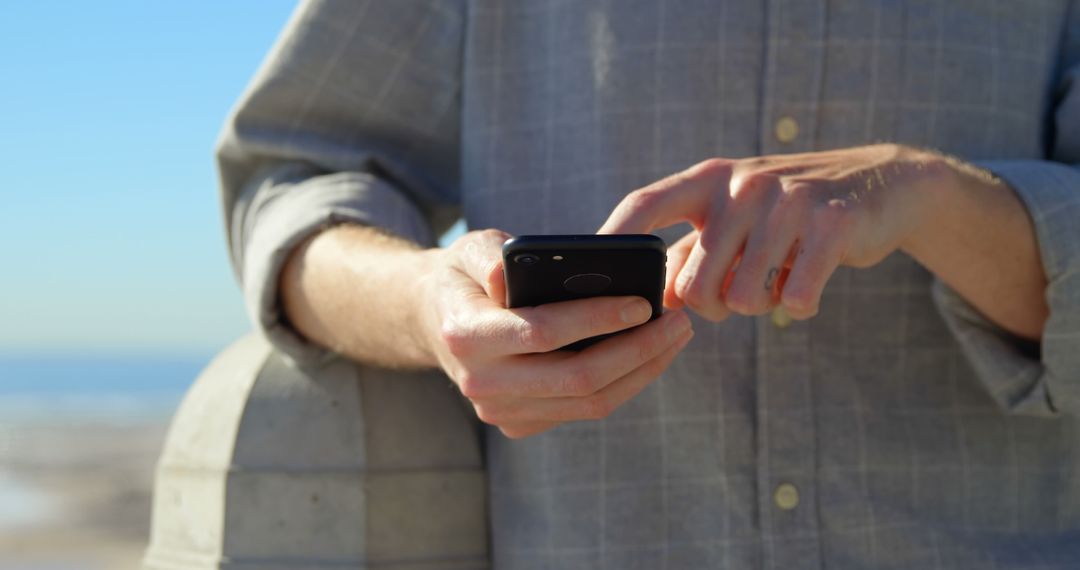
xmin=514 ymin=254 xmax=540 ymax=265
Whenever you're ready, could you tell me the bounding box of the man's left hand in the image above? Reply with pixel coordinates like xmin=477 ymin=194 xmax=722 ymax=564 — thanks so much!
xmin=600 ymin=144 xmax=950 ymax=322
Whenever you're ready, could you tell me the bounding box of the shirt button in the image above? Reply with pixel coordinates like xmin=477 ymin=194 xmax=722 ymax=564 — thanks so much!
xmin=774 ymin=482 xmax=800 ymax=510
xmin=774 ymin=116 xmax=799 ymax=144
xmin=771 ymin=306 xmax=792 ymax=329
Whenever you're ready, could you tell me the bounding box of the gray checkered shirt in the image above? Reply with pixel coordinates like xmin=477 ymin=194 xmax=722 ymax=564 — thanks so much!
xmin=219 ymin=1 xmax=1080 ymax=568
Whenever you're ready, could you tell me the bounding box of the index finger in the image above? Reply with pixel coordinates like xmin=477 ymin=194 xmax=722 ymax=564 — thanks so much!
xmin=454 ymin=295 xmax=655 ymax=359
xmin=598 ymin=159 xmax=730 ymax=234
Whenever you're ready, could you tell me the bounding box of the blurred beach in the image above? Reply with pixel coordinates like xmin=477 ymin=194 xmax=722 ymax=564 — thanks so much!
xmin=0 ymin=358 xmax=202 ymax=570
xmin=0 ymin=3 xmax=300 ymax=567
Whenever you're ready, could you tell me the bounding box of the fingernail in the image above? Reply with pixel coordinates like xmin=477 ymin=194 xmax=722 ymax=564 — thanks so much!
xmin=620 ymin=299 xmax=652 ymax=324
xmin=666 ymin=312 xmax=692 ymax=342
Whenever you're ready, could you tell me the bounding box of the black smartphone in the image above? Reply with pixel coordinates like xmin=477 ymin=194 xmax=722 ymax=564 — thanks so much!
xmin=502 ymin=234 xmax=666 ymax=351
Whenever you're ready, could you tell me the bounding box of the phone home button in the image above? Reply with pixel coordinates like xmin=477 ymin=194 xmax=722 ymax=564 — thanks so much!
xmin=563 ymin=273 xmax=613 ymax=295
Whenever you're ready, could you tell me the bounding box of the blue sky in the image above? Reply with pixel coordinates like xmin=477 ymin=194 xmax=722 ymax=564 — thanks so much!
xmin=0 ymin=2 xmax=299 ymax=359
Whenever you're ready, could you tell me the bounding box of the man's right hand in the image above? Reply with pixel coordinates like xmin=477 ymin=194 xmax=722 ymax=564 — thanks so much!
xmin=418 ymin=230 xmax=694 ymax=439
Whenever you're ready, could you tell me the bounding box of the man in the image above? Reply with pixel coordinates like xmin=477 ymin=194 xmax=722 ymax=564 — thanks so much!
xmin=219 ymin=1 xmax=1080 ymax=567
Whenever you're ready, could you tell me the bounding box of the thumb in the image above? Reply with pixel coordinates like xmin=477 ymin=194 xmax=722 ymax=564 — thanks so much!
xmin=458 ymin=229 xmax=511 ymax=306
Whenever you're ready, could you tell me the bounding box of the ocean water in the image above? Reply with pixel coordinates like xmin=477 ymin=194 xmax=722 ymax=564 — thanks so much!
xmin=0 ymin=356 xmax=206 ymax=424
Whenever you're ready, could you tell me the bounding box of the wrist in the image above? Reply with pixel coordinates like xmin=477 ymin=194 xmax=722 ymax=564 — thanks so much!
xmin=315 ymin=225 xmax=447 ymax=369
xmin=895 ymin=147 xmax=964 ymax=257
xmin=408 ymin=247 xmax=450 ymax=368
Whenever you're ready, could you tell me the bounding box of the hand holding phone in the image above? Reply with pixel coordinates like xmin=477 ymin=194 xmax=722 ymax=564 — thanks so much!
xmin=422 ymin=229 xmax=692 ymax=439
xmin=503 ymin=234 xmax=667 ymax=350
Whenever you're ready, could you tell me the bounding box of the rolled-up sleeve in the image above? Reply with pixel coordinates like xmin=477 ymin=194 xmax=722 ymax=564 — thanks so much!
xmin=216 ymin=0 xmax=465 ymax=365
xmin=934 ymin=7 xmax=1080 ymax=416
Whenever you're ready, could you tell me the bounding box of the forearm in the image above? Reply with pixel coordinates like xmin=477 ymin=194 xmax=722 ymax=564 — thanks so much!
xmin=280 ymin=224 xmax=440 ymax=369
xmin=901 ymin=157 xmax=1049 ymax=341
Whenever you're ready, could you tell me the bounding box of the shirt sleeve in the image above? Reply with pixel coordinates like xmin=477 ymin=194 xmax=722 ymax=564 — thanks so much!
xmin=216 ymin=0 xmax=466 ymax=366
xmin=933 ymin=6 xmax=1080 ymax=417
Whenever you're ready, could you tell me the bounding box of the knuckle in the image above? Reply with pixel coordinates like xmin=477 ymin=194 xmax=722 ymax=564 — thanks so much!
xmin=623 ymin=188 xmax=662 ymax=212
xmin=472 ymin=403 xmax=504 ymax=426
xmin=680 ymin=282 xmax=714 ymax=314
xmin=781 ymin=288 xmax=820 ymax=319
xmin=678 ymin=287 xmax=712 ymax=313
xmin=455 ymin=369 xmax=489 ymax=399
xmin=461 ymin=231 xmax=507 ymax=277
xmin=782 ymin=181 xmax=817 ymax=200
xmin=439 ymin=321 xmax=477 ymax=358
xmin=681 ymin=283 xmax=729 ymax=319
xmin=816 ymin=200 xmax=857 ymax=232
xmin=776 ymin=183 xmax=814 ymax=217
xmin=688 ymin=157 xmax=732 ymax=179
xmin=732 ymin=171 xmax=777 ymax=200
xmin=517 ymin=314 xmax=556 ymax=353
xmin=475 ymin=228 xmax=510 ymax=243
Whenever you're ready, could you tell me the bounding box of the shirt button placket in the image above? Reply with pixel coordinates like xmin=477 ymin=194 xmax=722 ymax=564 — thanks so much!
xmin=755 ymin=0 xmax=826 ymax=567
xmin=757 ymin=307 xmax=821 ymax=570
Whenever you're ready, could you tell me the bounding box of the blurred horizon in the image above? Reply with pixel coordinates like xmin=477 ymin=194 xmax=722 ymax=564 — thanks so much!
xmin=0 ymin=2 xmax=299 ymax=360
xmin=0 ymin=5 xmax=307 ymax=566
